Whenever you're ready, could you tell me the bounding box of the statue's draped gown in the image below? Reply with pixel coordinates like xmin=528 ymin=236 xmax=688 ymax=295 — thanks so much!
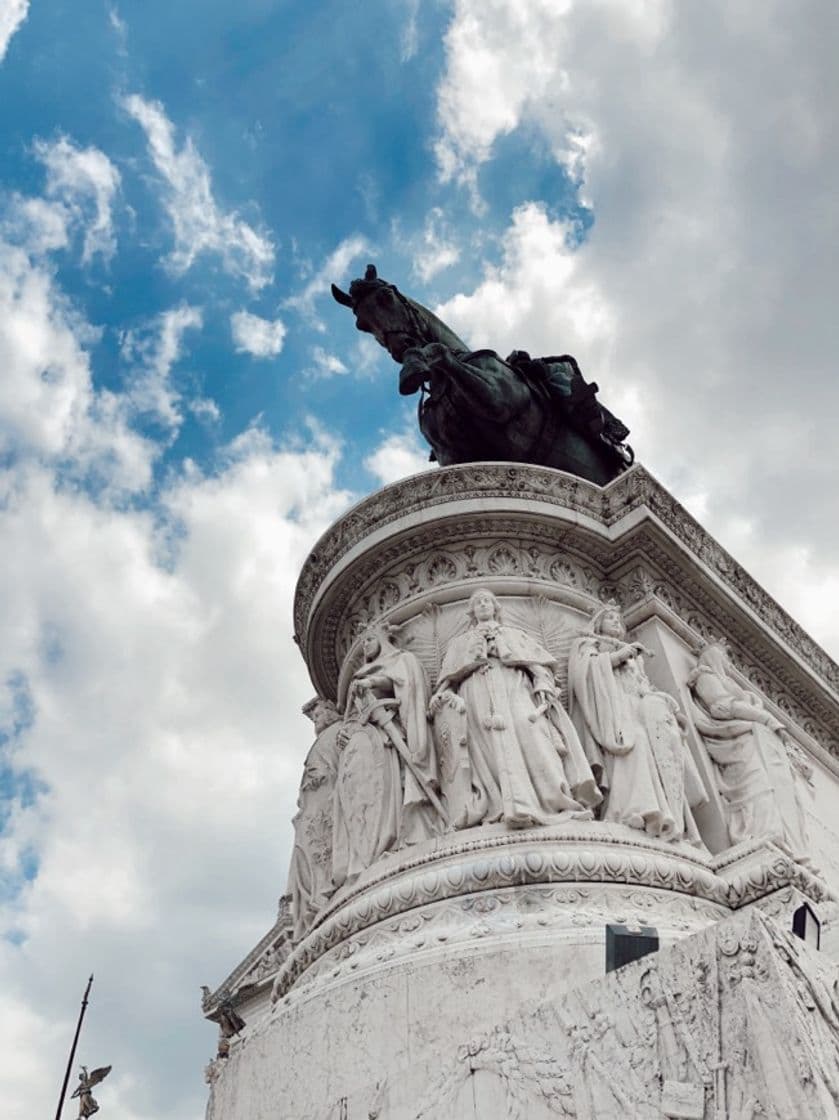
xmin=569 ymin=632 xmax=706 ymax=841
xmin=689 ymin=655 xmax=808 ymax=857
xmin=332 ymin=644 xmax=437 ymax=888
xmin=287 ymin=722 xmax=341 ymax=940
xmin=436 ymin=623 xmax=599 ymax=827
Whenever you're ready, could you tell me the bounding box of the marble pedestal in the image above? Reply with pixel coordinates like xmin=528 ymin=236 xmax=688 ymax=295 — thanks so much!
xmin=203 ymin=463 xmax=839 ymax=1119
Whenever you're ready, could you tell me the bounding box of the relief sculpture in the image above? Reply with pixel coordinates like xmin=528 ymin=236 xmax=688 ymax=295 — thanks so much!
xmin=428 ymin=588 xmax=601 ymax=830
xmin=688 ymin=640 xmax=810 ymax=861
xmin=287 ymin=698 xmax=342 ymax=942
xmin=289 ymin=594 xmax=818 ymax=933
xmin=332 ymin=626 xmax=441 ymax=890
xmin=568 ymin=603 xmax=708 ymax=843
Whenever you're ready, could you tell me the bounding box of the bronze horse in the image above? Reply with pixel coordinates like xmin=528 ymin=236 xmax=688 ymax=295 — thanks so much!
xmin=332 ymin=265 xmax=632 ymax=486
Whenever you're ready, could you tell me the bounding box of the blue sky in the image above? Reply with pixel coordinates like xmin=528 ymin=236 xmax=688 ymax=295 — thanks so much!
xmin=1 ymin=0 xmax=588 ymax=496
xmin=1 ymin=1 xmax=838 ymax=1117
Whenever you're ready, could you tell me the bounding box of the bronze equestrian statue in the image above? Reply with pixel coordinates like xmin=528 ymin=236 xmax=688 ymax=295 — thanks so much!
xmin=332 ymin=265 xmax=632 ymax=486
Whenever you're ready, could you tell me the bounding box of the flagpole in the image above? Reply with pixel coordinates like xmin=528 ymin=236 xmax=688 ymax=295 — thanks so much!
xmin=54 ymin=974 xmax=94 ymax=1120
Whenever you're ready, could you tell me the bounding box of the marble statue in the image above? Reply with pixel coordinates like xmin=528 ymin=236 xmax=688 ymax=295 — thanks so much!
xmin=688 ymin=640 xmax=810 ymax=859
xmin=428 ymin=588 xmax=600 ymax=829
xmin=215 ymin=993 xmax=246 ymax=1059
xmin=217 ymin=995 xmax=246 ymax=1040
xmin=287 ymin=697 xmax=342 ymax=941
xmin=568 ymin=603 xmax=707 ymax=842
xmin=332 ymin=626 xmax=439 ymax=888
xmin=331 ymin=265 xmax=632 ymax=485
xmin=71 ymin=1065 xmax=111 ymax=1118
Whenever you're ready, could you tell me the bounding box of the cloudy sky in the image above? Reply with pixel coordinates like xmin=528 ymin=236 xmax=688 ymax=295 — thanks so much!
xmin=1 ymin=1 xmax=838 ymax=1115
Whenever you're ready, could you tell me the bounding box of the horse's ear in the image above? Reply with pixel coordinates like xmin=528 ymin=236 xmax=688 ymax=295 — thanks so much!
xmin=331 ymin=283 xmax=353 ymax=308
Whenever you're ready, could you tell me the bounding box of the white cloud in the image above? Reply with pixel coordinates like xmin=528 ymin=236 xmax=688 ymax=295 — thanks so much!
xmin=0 ymin=172 xmax=357 ymax=1116
xmin=33 ymin=136 xmax=122 ymax=264
xmin=307 ymin=345 xmax=348 ymax=379
xmin=108 ymin=4 xmax=128 ymax=53
xmin=0 ymin=0 xmax=29 ymax=62
xmin=189 ymin=396 xmax=221 ymax=423
xmin=122 ymin=94 xmax=275 ymax=291
xmin=0 ymin=238 xmax=154 ymax=490
xmin=284 ymin=235 xmax=372 ymax=327
xmin=121 ymin=305 xmax=203 ymax=430
xmin=0 ymin=431 xmax=353 ymax=1119
xmin=1 ymin=195 xmax=71 ymax=255
xmin=230 ymin=309 xmax=286 ymax=358
xmin=404 ymin=206 xmax=461 ymax=282
xmin=364 ymin=427 xmax=433 ymax=484
xmin=400 ymin=0 xmax=421 ymax=61
xmin=431 ymin=0 xmax=839 ymax=657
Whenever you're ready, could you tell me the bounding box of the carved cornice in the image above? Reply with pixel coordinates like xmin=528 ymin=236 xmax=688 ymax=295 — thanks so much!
xmin=280 ymin=881 xmax=726 ymax=1000
xmin=204 ymin=901 xmax=293 ymax=1018
xmin=607 ymin=539 xmax=839 ymax=755
xmin=295 ymin=463 xmax=838 ymax=691
xmin=293 ymin=464 xmax=839 ymax=745
xmin=294 ymin=464 xmax=610 ymax=641
xmin=269 ymin=824 xmax=824 ymax=1001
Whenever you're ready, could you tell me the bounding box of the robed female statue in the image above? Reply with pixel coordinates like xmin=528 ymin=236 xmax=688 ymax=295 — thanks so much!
xmin=429 ymin=588 xmax=600 ymax=829
xmin=688 ymin=640 xmax=810 ymax=859
xmin=568 ymin=603 xmax=706 ymax=842
xmin=332 ymin=627 xmax=439 ymax=888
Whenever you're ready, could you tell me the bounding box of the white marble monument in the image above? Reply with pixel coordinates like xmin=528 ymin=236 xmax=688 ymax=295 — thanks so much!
xmin=203 ymin=462 xmax=839 ymax=1119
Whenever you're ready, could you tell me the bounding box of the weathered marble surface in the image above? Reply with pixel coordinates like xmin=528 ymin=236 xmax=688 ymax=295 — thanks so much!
xmin=568 ymin=602 xmax=707 ymax=844
xmin=689 ymin=640 xmax=811 ymax=862
xmin=288 ymin=699 xmax=342 ymax=942
xmin=203 ymin=462 xmax=839 ymax=1116
xmin=207 ymin=910 xmax=839 ymax=1119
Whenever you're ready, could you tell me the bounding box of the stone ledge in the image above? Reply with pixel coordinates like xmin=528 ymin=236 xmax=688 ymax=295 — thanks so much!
xmin=269 ymin=823 xmax=826 ymax=1001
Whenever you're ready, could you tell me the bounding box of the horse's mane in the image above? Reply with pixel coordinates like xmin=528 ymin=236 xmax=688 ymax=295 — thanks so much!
xmin=402 ymin=293 xmax=469 ymax=352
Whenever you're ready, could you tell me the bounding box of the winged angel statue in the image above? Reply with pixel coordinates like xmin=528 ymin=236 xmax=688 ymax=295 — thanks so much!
xmin=72 ymin=1065 xmax=112 ymax=1118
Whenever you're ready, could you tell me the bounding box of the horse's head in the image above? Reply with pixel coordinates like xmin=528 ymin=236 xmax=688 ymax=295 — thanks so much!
xmin=331 ymin=264 xmax=422 ymax=363
xmin=332 ymin=265 xmax=468 ymax=381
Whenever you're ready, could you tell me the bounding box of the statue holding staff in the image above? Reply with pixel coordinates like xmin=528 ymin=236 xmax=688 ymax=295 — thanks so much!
xmin=332 ymin=626 xmax=440 ymax=888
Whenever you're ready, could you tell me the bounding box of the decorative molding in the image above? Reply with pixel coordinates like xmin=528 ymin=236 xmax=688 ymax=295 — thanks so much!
xmin=280 ymin=882 xmax=726 ymax=1001
xmin=269 ymin=825 xmax=825 ymax=1001
xmin=204 ymin=897 xmax=293 ymax=1017
xmin=292 ymin=464 xmax=839 ymax=763
xmin=294 ymin=464 xmax=839 ymax=700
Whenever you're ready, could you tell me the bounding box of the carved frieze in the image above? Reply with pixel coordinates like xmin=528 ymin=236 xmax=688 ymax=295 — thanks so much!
xmin=294 ymin=464 xmax=839 ymax=698
xmin=294 ymin=465 xmax=839 ymax=769
xmin=269 ymin=823 xmax=824 ymax=1002
xmin=280 ymin=881 xmax=727 ymax=1002
xmin=609 ymin=542 xmax=839 ymax=756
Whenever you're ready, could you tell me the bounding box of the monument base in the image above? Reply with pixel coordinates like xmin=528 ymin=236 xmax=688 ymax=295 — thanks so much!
xmin=206 ymin=908 xmax=839 ymax=1119
xmin=203 ymin=463 xmax=839 ymax=1119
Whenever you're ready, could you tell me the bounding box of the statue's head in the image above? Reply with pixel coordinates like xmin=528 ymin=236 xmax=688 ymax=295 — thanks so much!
xmin=331 ymin=264 xmax=419 ymax=364
xmin=697 ymin=638 xmax=730 ymax=674
xmin=590 ymin=600 xmax=625 ymax=638
xmin=302 ymin=696 xmax=341 ymax=733
xmin=467 ymin=587 xmax=502 ymax=625
xmin=359 ymin=622 xmax=400 ymax=662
